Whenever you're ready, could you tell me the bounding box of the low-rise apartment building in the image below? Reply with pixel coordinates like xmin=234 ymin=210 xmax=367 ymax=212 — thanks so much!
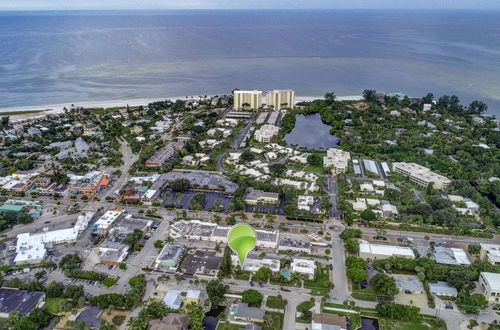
xmin=323 ymin=148 xmax=351 ymax=174
xmin=254 ymin=124 xmax=280 ymax=143
xmin=392 ymin=162 xmax=451 ymax=189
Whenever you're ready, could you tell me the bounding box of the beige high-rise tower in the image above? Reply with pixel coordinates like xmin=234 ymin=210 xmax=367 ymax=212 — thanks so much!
xmin=266 ymin=89 xmax=295 ymax=111
xmin=233 ymin=90 xmax=263 ymax=110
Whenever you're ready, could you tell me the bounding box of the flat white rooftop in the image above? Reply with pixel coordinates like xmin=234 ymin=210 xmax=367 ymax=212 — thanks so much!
xmin=481 ymin=272 xmax=500 ymax=291
xmin=360 ymin=241 xmax=415 ymax=258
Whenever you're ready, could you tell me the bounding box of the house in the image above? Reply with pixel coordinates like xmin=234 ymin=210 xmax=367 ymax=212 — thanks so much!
xmin=163 ymin=290 xmax=184 ymax=309
xmin=479 ymin=272 xmax=500 ymax=303
xmin=0 ymin=288 xmax=45 ymax=318
xmin=184 ymin=289 xmax=201 ymax=305
xmin=381 ymin=203 xmax=398 ymax=218
xmin=163 ymin=289 xmax=201 ymax=310
xmin=233 ymin=303 xmax=265 ymax=323
xmin=312 ymin=313 xmax=347 ymax=330
xmin=323 ymin=148 xmax=350 ymax=174
xmin=148 ymin=313 xmax=189 ymax=330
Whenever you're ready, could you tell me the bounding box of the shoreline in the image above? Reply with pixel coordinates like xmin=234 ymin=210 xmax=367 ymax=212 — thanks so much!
xmin=0 ymin=94 xmax=363 ymax=120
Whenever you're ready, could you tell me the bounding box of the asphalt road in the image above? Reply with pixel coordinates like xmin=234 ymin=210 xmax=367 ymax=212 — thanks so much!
xmin=100 ymin=139 xmax=138 ymax=199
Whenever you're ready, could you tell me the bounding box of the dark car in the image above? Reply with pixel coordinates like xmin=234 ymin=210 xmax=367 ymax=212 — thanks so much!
xmin=329 ymin=264 xmax=333 ymax=271
xmin=404 ymin=290 xmax=412 ymax=294
xmin=445 ymin=305 xmax=453 ymax=310
xmin=249 ymin=281 xmax=254 ymax=287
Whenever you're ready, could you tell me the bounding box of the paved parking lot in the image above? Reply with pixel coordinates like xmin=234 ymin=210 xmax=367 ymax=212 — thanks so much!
xmin=245 ymin=198 xmax=285 ymax=215
xmin=163 ymin=190 xmax=233 ymax=211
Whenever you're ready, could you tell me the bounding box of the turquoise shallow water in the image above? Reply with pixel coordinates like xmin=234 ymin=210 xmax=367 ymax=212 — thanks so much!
xmin=1 ymin=10 xmax=500 ymax=115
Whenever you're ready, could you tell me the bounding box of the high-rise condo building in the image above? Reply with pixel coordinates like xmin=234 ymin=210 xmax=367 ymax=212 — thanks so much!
xmin=266 ymin=89 xmax=295 ymax=110
xmin=233 ymin=90 xmax=263 ymax=110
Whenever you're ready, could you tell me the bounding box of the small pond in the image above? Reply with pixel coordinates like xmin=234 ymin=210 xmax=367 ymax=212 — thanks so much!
xmin=203 ymin=305 xmax=226 ymax=330
xmin=360 ymin=317 xmax=380 ymax=330
xmin=284 ymin=113 xmax=339 ymax=149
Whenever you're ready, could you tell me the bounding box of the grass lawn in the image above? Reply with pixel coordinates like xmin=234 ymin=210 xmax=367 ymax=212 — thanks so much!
xmin=0 ymin=318 xmax=8 ymax=328
xmin=234 ymin=271 xmax=251 ymax=281
xmin=45 ymin=297 xmax=66 ymax=314
xmin=266 ymin=296 xmax=285 ymax=309
xmin=310 ymin=287 xmax=329 ymax=296
xmin=381 ymin=319 xmax=446 ymax=330
xmin=351 ymin=288 xmax=377 ymax=301
xmin=304 ymin=163 xmax=325 ymax=174
xmin=304 ymin=266 xmax=331 ymax=295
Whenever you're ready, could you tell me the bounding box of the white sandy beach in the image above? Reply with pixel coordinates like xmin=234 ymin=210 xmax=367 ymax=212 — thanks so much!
xmin=0 ymin=95 xmax=363 ymax=120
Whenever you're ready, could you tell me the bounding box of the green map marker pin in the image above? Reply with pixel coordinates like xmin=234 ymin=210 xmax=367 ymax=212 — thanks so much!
xmin=228 ymin=224 xmax=257 ymax=267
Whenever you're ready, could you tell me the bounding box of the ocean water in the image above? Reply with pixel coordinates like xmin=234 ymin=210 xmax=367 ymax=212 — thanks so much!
xmin=1 ymin=10 xmax=500 ymax=115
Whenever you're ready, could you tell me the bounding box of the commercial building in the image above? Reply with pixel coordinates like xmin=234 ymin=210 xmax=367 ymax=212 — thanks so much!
xmin=155 ymin=245 xmax=185 ymax=271
xmin=392 ymin=162 xmax=451 ymax=189
xmin=0 ymin=288 xmax=45 ymax=318
xmin=145 ymin=142 xmax=185 ymax=167
xmin=433 ymin=246 xmax=470 ymax=265
xmin=323 ymin=148 xmax=351 ymax=174
xmin=479 ymin=272 xmax=500 ymax=303
xmin=15 ymin=212 xmax=95 ymax=265
xmin=243 ymin=188 xmax=280 ymax=205
xmin=359 ymin=240 xmax=415 ymax=261
xmin=231 ymin=255 xmax=280 ymax=272
xmin=93 ymin=210 xmax=123 ymax=233
xmin=179 ymin=250 xmax=222 ymax=277
xmin=68 ymin=171 xmax=110 ymax=195
xmin=291 ymin=258 xmax=317 ymax=279
xmin=480 ymin=243 xmax=500 ymax=265
xmin=254 ymin=124 xmax=280 ymax=143
xmin=266 ymin=89 xmax=295 ymax=110
xmin=98 ymin=215 xmax=152 ymax=264
xmin=171 ymin=220 xmax=279 ymax=249
xmin=233 ymin=90 xmax=263 ymax=110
